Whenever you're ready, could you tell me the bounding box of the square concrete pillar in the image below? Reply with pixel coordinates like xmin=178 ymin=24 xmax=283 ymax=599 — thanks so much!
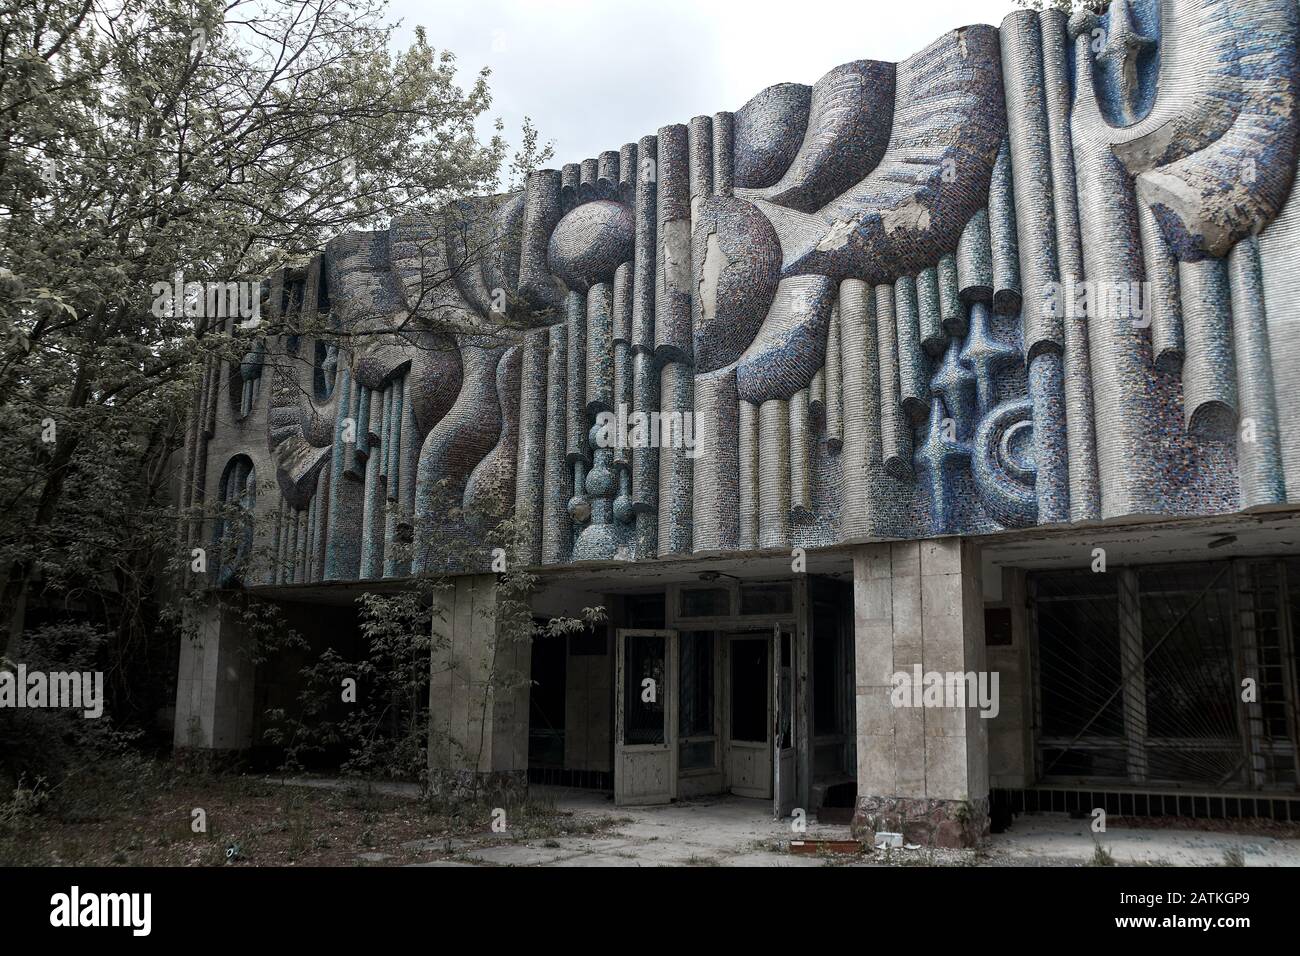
xmin=173 ymin=598 xmax=256 ymax=753
xmin=428 ymin=574 xmax=531 ymax=802
xmin=852 ymin=538 xmax=991 ymax=847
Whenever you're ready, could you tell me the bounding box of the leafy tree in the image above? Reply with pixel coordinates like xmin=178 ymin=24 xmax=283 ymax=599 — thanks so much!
xmin=0 ymin=0 xmax=548 ymax=733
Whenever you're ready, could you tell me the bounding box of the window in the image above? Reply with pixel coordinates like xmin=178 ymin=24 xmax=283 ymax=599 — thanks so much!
xmin=679 ymin=633 xmax=713 ymax=737
xmin=679 ymin=586 xmax=730 ymax=618
xmin=212 ymin=455 xmax=257 ymax=588
xmin=678 ymin=632 xmax=715 ymax=770
xmin=1034 ymin=570 xmax=1125 ymax=778
xmin=625 ymin=592 xmax=665 ymax=628
xmin=623 ymin=633 xmax=666 ymax=745
xmin=739 ymin=582 xmax=793 ymax=615
xmin=313 ymin=340 xmax=338 ymax=401
xmin=1139 ymin=563 xmax=1240 ymax=783
xmin=1032 ymin=560 xmax=1300 ymax=789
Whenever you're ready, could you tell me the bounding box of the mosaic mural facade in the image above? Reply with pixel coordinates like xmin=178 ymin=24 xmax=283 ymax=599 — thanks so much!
xmin=180 ymin=0 xmax=1300 ymax=585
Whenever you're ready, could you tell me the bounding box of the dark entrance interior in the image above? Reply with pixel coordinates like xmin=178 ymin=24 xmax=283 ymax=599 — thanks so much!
xmin=730 ymin=637 xmax=768 ymax=743
xmin=528 ymin=632 xmax=567 ymax=769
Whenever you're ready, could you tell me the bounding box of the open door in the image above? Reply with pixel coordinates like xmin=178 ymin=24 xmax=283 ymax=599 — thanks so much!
xmin=614 ymin=629 xmax=677 ymax=805
xmin=726 ymin=633 xmax=772 ymax=798
xmin=773 ymin=623 xmax=797 ymax=819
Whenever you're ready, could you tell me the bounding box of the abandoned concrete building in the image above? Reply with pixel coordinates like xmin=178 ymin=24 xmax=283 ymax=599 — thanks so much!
xmin=173 ymin=0 xmax=1300 ymax=847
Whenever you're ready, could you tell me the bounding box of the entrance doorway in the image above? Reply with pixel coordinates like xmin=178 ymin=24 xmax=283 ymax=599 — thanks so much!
xmin=727 ymin=633 xmax=771 ymax=798
xmin=527 ymin=632 xmax=567 ymax=771
xmin=612 ymin=629 xmax=676 ymax=804
xmin=614 ymin=624 xmax=799 ymax=817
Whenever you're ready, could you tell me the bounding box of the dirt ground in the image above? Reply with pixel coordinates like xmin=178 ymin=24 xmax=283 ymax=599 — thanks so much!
xmin=0 ymin=764 xmax=627 ymax=867
xmin=4 ymin=763 xmax=1299 ymax=867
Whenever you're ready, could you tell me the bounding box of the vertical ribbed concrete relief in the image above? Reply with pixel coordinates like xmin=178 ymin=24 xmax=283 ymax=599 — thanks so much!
xmin=585 ymin=283 xmax=614 ymax=417
xmin=988 ymin=140 xmax=1022 ymax=318
xmin=1229 ymin=237 xmax=1286 ymax=509
xmin=658 ymin=361 xmax=694 ymax=555
xmin=1179 ymin=258 xmax=1238 ymax=440
xmin=631 ymin=349 xmax=658 ymax=515
xmin=915 ymin=268 xmax=946 ymax=358
xmin=875 ymin=283 xmax=911 ymax=480
xmin=757 ymin=397 xmax=792 ymax=549
xmin=612 ymin=263 xmax=634 ymax=474
xmin=738 ymin=399 xmax=760 ymax=550
xmin=838 ymin=280 xmax=877 ymax=540
xmin=1261 ymin=163 xmax=1300 ymax=502
xmin=825 ymin=303 xmax=843 ymax=451
xmin=693 ymin=369 xmax=739 ymax=553
xmin=1039 ymin=6 xmax=1098 ymax=522
xmin=789 ymin=389 xmax=813 ymax=519
xmin=564 ymin=290 xmax=588 ymax=465
xmin=937 ymin=254 xmax=965 ymax=339
xmin=618 ymin=143 xmax=637 ymax=204
xmin=655 ymin=124 xmax=692 ymax=364
xmin=189 ymin=1 xmax=1300 ymax=585
xmin=894 ymin=276 xmax=929 ymax=425
xmin=542 ymin=324 xmax=569 ymax=564
xmin=632 ymin=135 xmax=658 ymax=352
xmin=712 ymin=112 xmax=734 ymax=198
xmin=1140 ymin=198 xmax=1184 ymax=371
xmin=957 ymin=210 xmax=994 ymax=305
xmin=515 ymin=330 xmax=548 ymax=566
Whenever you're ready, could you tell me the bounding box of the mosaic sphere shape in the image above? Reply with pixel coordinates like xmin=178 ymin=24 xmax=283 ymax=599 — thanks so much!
xmin=692 ymin=196 xmax=783 ymax=373
xmin=547 ymin=200 xmax=635 ymax=291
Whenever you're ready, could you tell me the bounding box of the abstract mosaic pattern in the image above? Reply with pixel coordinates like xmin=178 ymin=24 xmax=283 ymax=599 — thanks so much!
xmin=178 ymin=0 xmax=1300 ymax=584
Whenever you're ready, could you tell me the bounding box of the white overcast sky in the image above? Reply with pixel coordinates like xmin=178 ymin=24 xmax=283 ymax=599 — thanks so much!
xmin=387 ymin=0 xmax=1020 ymax=172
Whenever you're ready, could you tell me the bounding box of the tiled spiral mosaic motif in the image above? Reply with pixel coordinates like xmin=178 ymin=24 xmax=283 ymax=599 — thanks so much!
xmin=179 ymin=0 xmax=1300 ymax=584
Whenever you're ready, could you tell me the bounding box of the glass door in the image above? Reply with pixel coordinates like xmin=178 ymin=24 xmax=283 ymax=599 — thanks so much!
xmin=614 ymin=629 xmax=678 ymax=805
xmin=726 ymin=633 xmax=772 ymax=798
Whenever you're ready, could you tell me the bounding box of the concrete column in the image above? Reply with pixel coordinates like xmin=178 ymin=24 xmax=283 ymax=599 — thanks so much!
xmin=428 ymin=574 xmax=531 ymax=801
xmin=173 ymin=597 xmax=256 ymax=752
xmin=852 ymin=538 xmax=991 ymax=847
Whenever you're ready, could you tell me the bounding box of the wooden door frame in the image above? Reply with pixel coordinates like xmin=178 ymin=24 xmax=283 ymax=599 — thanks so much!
xmin=614 ymin=628 xmax=678 ymax=805
xmin=774 ymin=621 xmax=797 ymax=819
xmin=723 ymin=630 xmax=773 ymax=799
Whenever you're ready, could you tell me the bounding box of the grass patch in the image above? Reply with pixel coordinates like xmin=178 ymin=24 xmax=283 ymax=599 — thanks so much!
xmin=0 ymin=759 xmax=621 ymax=866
